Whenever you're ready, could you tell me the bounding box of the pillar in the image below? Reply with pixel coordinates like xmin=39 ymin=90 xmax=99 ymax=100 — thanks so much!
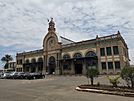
xmin=82 ymin=60 xmax=87 ymax=75
xmin=42 ymin=55 xmax=47 ymax=74
xmin=70 ymin=61 xmax=75 ymax=74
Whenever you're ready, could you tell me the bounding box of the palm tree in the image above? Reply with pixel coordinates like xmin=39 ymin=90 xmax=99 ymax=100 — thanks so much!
xmin=1 ymin=54 xmax=13 ymax=69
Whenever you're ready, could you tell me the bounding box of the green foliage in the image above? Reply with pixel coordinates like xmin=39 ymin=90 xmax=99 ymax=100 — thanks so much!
xmin=108 ymin=76 xmax=120 ymax=87
xmin=86 ymin=68 xmax=99 ymax=86
xmin=1 ymin=54 xmax=13 ymax=69
xmin=4 ymin=63 xmax=8 ymax=69
xmin=121 ymin=67 xmax=134 ymax=88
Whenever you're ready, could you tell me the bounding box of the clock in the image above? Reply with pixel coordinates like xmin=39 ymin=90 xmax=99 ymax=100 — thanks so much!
xmin=49 ymin=38 xmax=56 ymax=48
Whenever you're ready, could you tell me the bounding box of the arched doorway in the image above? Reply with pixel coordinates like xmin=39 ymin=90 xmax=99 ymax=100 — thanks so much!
xmin=31 ymin=58 xmax=36 ymax=73
xmin=63 ymin=54 xmax=71 ymax=70
xmin=38 ymin=57 xmax=43 ymax=72
xmin=73 ymin=53 xmax=83 ymax=74
xmin=24 ymin=59 xmax=30 ymax=72
xmin=48 ymin=56 xmax=56 ymax=74
xmin=85 ymin=51 xmax=98 ymax=69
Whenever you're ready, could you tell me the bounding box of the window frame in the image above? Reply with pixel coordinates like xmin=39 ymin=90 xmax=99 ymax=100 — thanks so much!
xmin=106 ymin=47 xmax=112 ymax=56
xmin=113 ymin=46 xmax=119 ymax=55
xmin=100 ymin=48 xmax=105 ymax=56
xmin=108 ymin=62 xmax=113 ymax=69
xmin=114 ymin=61 xmax=120 ymax=69
xmin=101 ymin=62 xmax=106 ymax=70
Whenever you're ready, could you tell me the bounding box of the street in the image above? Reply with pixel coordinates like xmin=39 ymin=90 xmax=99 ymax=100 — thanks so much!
xmin=0 ymin=75 xmax=133 ymax=101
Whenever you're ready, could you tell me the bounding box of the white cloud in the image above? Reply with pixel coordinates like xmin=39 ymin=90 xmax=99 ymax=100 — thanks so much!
xmin=0 ymin=0 xmax=134 ymax=67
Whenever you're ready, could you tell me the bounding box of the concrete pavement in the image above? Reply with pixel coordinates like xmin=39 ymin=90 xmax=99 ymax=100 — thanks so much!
xmin=0 ymin=75 xmax=133 ymax=101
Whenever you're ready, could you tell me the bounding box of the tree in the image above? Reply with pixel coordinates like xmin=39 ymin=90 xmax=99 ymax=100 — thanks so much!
xmin=108 ymin=76 xmax=120 ymax=87
xmin=1 ymin=54 xmax=13 ymax=69
xmin=86 ymin=68 xmax=99 ymax=86
xmin=121 ymin=67 xmax=134 ymax=88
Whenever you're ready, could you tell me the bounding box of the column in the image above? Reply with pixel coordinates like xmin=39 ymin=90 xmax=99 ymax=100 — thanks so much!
xmin=55 ymin=53 xmax=60 ymax=75
xmin=71 ymin=61 xmax=75 ymax=74
xmin=111 ymin=46 xmax=115 ymax=73
xmin=96 ymin=42 xmax=101 ymax=74
xmin=36 ymin=64 xmax=38 ymax=72
xmin=42 ymin=55 xmax=47 ymax=74
xmin=82 ymin=60 xmax=87 ymax=75
xmin=29 ymin=66 xmax=31 ymax=73
xmin=105 ymin=47 xmax=109 ymax=74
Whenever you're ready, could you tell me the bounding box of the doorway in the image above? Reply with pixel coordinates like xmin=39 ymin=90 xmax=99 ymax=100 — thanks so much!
xmin=48 ymin=56 xmax=56 ymax=74
xmin=74 ymin=61 xmax=83 ymax=74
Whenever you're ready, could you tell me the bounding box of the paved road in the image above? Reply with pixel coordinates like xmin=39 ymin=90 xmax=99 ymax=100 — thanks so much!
xmin=0 ymin=75 xmax=133 ymax=101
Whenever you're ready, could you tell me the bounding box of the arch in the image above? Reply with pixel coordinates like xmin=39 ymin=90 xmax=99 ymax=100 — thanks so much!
xmin=31 ymin=58 xmax=36 ymax=63
xmin=49 ymin=56 xmax=55 ymax=62
xmin=25 ymin=59 xmax=29 ymax=63
xmin=43 ymin=33 xmax=59 ymax=50
xmin=38 ymin=57 xmax=43 ymax=72
xmin=62 ymin=54 xmax=71 ymax=70
xmin=38 ymin=57 xmax=43 ymax=62
xmin=85 ymin=51 xmax=97 ymax=57
xmin=48 ymin=56 xmax=56 ymax=74
xmin=73 ymin=53 xmax=83 ymax=74
xmin=31 ymin=58 xmax=36 ymax=73
xmin=73 ymin=53 xmax=82 ymax=58
xmin=85 ymin=51 xmax=98 ymax=68
xmin=63 ymin=54 xmax=70 ymax=59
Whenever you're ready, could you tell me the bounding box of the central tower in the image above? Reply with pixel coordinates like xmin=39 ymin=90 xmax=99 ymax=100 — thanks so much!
xmin=43 ymin=18 xmax=62 ymax=75
xmin=48 ymin=18 xmax=56 ymax=32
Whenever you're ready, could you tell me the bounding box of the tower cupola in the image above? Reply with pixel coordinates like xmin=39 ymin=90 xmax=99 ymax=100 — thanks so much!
xmin=48 ymin=18 xmax=56 ymax=32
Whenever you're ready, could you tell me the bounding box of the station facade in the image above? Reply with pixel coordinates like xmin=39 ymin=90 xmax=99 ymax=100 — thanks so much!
xmin=16 ymin=18 xmax=130 ymax=75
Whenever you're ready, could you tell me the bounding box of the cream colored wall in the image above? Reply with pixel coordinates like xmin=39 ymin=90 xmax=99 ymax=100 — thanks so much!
xmin=16 ymin=53 xmax=43 ymax=66
xmin=62 ymin=48 xmax=96 ymax=58
xmin=25 ymin=55 xmax=43 ymax=63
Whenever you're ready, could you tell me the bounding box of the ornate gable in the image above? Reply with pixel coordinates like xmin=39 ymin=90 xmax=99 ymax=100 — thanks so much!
xmin=43 ymin=18 xmax=61 ymax=51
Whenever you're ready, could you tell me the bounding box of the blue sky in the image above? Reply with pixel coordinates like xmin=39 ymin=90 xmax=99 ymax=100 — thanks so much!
xmin=0 ymin=0 xmax=134 ymax=68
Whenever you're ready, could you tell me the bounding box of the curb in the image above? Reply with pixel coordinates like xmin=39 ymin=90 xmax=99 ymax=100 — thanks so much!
xmin=75 ymin=87 xmax=134 ymax=97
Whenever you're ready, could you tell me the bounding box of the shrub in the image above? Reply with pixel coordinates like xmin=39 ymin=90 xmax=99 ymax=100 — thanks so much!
xmin=121 ymin=67 xmax=134 ymax=88
xmin=86 ymin=68 xmax=99 ymax=86
xmin=108 ymin=76 xmax=120 ymax=87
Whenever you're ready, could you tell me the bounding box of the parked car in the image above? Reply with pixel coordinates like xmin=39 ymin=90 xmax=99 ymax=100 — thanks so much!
xmin=0 ymin=71 xmax=45 ymax=80
xmin=23 ymin=72 xmax=31 ymax=79
xmin=17 ymin=72 xmax=25 ymax=79
xmin=30 ymin=73 xmax=45 ymax=79
xmin=0 ymin=72 xmax=4 ymax=78
xmin=10 ymin=72 xmax=19 ymax=79
xmin=10 ymin=72 xmax=28 ymax=79
xmin=1 ymin=72 xmax=11 ymax=79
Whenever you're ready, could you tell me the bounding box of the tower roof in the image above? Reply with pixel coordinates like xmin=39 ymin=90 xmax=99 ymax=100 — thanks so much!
xmin=48 ymin=17 xmax=56 ymax=32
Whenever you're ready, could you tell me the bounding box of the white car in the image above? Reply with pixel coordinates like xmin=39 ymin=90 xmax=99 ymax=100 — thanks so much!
xmin=1 ymin=72 xmax=11 ymax=79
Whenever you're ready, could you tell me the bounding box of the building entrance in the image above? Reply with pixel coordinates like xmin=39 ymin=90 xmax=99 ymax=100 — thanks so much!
xmin=48 ymin=56 xmax=56 ymax=74
xmin=73 ymin=53 xmax=83 ymax=74
xmin=74 ymin=61 xmax=83 ymax=74
xmin=75 ymin=64 xmax=82 ymax=74
xmin=31 ymin=66 xmax=36 ymax=73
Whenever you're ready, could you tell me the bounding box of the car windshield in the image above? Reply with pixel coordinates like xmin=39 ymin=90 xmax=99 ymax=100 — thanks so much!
xmin=19 ymin=72 xmax=25 ymax=74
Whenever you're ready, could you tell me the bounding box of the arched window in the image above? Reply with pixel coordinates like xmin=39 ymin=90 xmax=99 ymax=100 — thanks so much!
xmin=85 ymin=51 xmax=97 ymax=67
xmin=85 ymin=51 xmax=96 ymax=57
xmin=25 ymin=59 xmax=29 ymax=63
xmin=49 ymin=56 xmax=55 ymax=62
xmin=48 ymin=56 xmax=56 ymax=74
xmin=38 ymin=57 xmax=43 ymax=62
xmin=63 ymin=54 xmax=70 ymax=59
xmin=31 ymin=58 xmax=36 ymax=63
xmin=63 ymin=54 xmax=71 ymax=70
xmin=73 ymin=53 xmax=82 ymax=58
